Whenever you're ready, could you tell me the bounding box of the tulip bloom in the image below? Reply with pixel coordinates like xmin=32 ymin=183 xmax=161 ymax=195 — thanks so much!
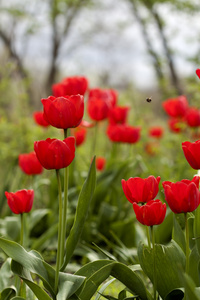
xmin=41 ymin=95 xmax=84 ymax=129
xmin=87 ymin=98 xmax=110 ymax=121
xmin=182 ymin=140 xmax=200 ymax=170
xmin=148 ymin=126 xmax=164 ymax=139
xmin=162 ymin=95 xmax=188 ymax=118
xmin=73 ymin=128 xmax=87 ymax=147
xmin=133 ymin=200 xmax=166 ymax=226
xmin=162 ymin=176 xmax=200 ymax=213
xmin=168 ymin=118 xmax=184 ymax=133
xmin=185 ymin=108 xmax=200 ymax=128
xmin=122 ymin=176 xmax=160 ymax=204
xmin=52 ymin=76 xmax=88 ymax=97
xmin=96 ymin=157 xmax=106 ymax=171
xmin=89 ymin=88 xmax=117 ymax=107
xmin=19 ymin=151 xmax=43 ymax=175
xmin=107 ymin=124 xmax=140 ymax=144
xmin=34 ymin=137 xmax=75 ymax=170
xmin=5 ymin=189 xmax=34 ymax=214
xmin=33 ymin=111 xmax=50 ymax=127
xmin=196 ymin=69 xmax=200 ymax=79
xmin=108 ymin=106 xmax=130 ymax=125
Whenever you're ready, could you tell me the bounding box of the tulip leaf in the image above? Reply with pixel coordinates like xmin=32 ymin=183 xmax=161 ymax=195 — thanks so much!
xmin=164 ymin=289 xmax=184 ymax=300
xmin=1 ymin=287 xmax=16 ymax=300
xmin=0 ymin=238 xmax=85 ymax=299
xmin=0 ymin=258 xmax=14 ymax=290
xmin=182 ymin=273 xmax=200 ymax=300
xmin=194 ymin=205 xmax=200 ymax=256
xmin=138 ymin=241 xmax=185 ymax=300
xmin=189 ymin=245 xmax=200 ymax=286
xmin=61 ymin=156 xmax=96 ymax=270
xmin=94 ymin=278 xmax=116 ymax=300
xmin=172 ymin=214 xmax=186 ymax=253
xmin=75 ymin=260 xmax=149 ymax=300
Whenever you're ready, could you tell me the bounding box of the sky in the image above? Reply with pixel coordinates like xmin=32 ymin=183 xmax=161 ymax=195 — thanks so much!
xmin=0 ymin=0 xmax=200 ymax=89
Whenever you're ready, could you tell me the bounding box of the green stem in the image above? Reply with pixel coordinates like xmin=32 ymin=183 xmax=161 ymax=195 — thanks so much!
xmin=151 ymin=226 xmax=157 ymax=300
xmin=92 ymin=121 xmax=98 ymax=157
xmin=55 ymin=169 xmax=63 ymax=293
xmin=20 ymin=214 xmax=24 ymax=247
xmin=146 ymin=226 xmax=151 ymax=248
xmin=185 ymin=212 xmax=190 ymax=274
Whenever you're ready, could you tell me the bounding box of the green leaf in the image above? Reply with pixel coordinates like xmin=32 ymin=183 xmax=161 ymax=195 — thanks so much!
xmin=189 ymin=245 xmax=200 ymax=286
xmin=94 ymin=278 xmax=116 ymax=300
xmin=32 ymin=223 xmax=58 ymax=251
xmin=172 ymin=214 xmax=186 ymax=253
xmin=164 ymin=289 xmax=184 ymax=300
xmin=75 ymin=260 xmax=148 ymax=300
xmin=61 ymin=157 xmax=96 ymax=270
xmin=0 ymin=258 xmax=14 ymax=290
xmin=182 ymin=273 xmax=200 ymax=300
xmin=194 ymin=205 xmax=200 ymax=256
xmin=138 ymin=241 xmax=185 ymax=300
xmin=1 ymin=287 xmax=16 ymax=300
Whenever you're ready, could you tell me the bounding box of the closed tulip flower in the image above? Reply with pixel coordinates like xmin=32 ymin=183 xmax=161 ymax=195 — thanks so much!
xmin=162 ymin=95 xmax=188 ymax=118
xmin=123 ymin=125 xmax=141 ymax=144
xmin=168 ymin=118 xmax=184 ymax=133
xmin=148 ymin=126 xmax=164 ymax=139
xmin=52 ymin=76 xmax=88 ymax=97
xmin=33 ymin=111 xmax=50 ymax=127
xmin=19 ymin=151 xmax=43 ymax=175
xmin=196 ymin=69 xmax=200 ymax=79
xmin=122 ymin=176 xmax=161 ymax=204
xmin=41 ymin=95 xmax=84 ymax=129
xmin=34 ymin=137 xmax=75 ymax=170
xmin=182 ymin=140 xmax=200 ymax=170
xmin=73 ymin=128 xmax=87 ymax=147
xmin=108 ymin=106 xmax=130 ymax=125
xmin=89 ymin=88 xmax=117 ymax=107
xmin=5 ymin=189 xmax=34 ymax=214
xmin=162 ymin=176 xmax=200 ymax=213
xmin=87 ymin=98 xmax=110 ymax=121
xmin=96 ymin=157 xmax=106 ymax=171
xmin=185 ymin=108 xmax=200 ymax=128
xmin=133 ymin=200 xmax=166 ymax=226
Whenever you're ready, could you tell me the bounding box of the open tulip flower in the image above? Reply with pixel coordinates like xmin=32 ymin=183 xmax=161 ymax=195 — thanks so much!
xmin=52 ymin=76 xmax=88 ymax=97
xmin=5 ymin=189 xmax=34 ymax=214
xmin=122 ymin=175 xmax=160 ymax=204
xmin=41 ymin=95 xmax=84 ymax=129
xmin=133 ymin=200 xmax=166 ymax=226
xmin=19 ymin=151 xmax=43 ymax=175
xmin=162 ymin=176 xmax=200 ymax=213
xmin=34 ymin=137 xmax=75 ymax=170
xmin=162 ymin=95 xmax=188 ymax=118
xmin=182 ymin=140 xmax=200 ymax=170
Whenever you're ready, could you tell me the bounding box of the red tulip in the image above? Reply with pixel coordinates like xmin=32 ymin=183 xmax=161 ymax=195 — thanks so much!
xmin=182 ymin=140 xmax=200 ymax=170
xmin=133 ymin=200 xmax=166 ymax=226
xmin=168 ymin=118 xmax=184 ymax=133
xmin=52 ymin=76 xmax=88 ymax=97
xmin=108 ymin=106 xmax=130 ymax=125
xmin=107 ymin=124 xmax=140 ymax=144
xmin=41 ymin=95 xmax=84 ymax=129
xmin=33 ymin=111 xmax=50 ymax=127
xmin=34 ymin=137 xmax=75 ymax=170
xmin=162 ymin=176 xmax=200 ymax=213
xmin=107 ymin=124 xmax=124 ymax=142
xmin=5 ymin=189 xmax=34 ymax=214
xmin=196 ymin=69 xmax=200 ymax=79
xmin=148 ymin=126 xmax=164 ymax=139
xmin=122 ymin=176 xmax=160 ymax=204
xmin=96 ymin=157 xmax=106 ymax=171
xmin=87 ymin=98 xmax=110 ymax=121
xmin=88 ymin=88 xmax=117 ymax=107
xmin=163 ymin=95 xmax=188 ymax=118
xmin=185 ymin=108 xmax=200 ymax=127
xmin=19 ymin=151 xmax=43 ymax=175
xmin=73 ymin=128 xmax=87 ymax=147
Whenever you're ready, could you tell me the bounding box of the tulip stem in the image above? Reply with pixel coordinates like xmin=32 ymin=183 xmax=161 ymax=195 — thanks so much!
xmin=92 ymin=121 xmax=98 ymax=156
xmin=185 ymin=212 xmax=190 ymax=274
xmin=146 ymin=226 xmax=151 ymax=248
xmin=151 ymin=226 xmax=157 ymax=300
xmin=20 ymin=213 xmax=24 ymax=247
xmin=55 ymin=169 xmax=63 ymax=293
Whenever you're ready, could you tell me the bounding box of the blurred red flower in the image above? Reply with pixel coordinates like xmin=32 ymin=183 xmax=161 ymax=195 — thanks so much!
xmin=108 ymin=106 xmax=130 ymax=125
xmin=163 ymin=95 xmax=188 ymax=118
xmin=182 ymin=140 xmax=200 ymax=170
xmin=73 ymin=127 xmax=87 ymax=147
xmin=162 ymin=176 xmax=200 ymax=213
xmin=133 ymin=200 xmax=166 ymax=226
xmin=34 ymin=137 xmax=75 ymax=170
xmin=42 ymin=95 xmax=84 ymax=129
xmin=122 ymin=175 xmax=160 ymax=204
xmin=87 ymin=98 xmax=110 ymax=121
xmin=89 ymin=88 xmax=117 ymax=107
xmin=52 ymin=76 xmax=88 ymax=97
xmin=168 ymin=118 xmax=184 ymax=133
xmin=33 ymin=111 xmax=50 ymax=127
xmin=107 ymin=124 xmax=140 ymax=144
xmin=96 ymin=157 xmax=106 ymax=171
xmin=185 ymin=107 xmax=200 ymax=127
xmin=19 ymin=151 xmax=43 ymax=175
xmin=5 ymin=189 xmax=34 ymax=214
xmin=196 ymin=69 xmax=200 ymax=79
xmin=148 ymin=126 xmax=164 ymax=139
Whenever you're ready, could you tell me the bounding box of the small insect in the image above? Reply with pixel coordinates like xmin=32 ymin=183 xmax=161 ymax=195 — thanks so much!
xmin=146 ymin=97 xmax=152 ymax=103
